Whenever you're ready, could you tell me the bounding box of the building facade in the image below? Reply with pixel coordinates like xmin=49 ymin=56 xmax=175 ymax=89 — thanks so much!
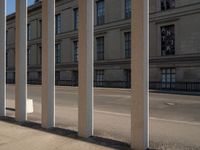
xmin=150 ymin=0 xmax=200 ymax=90
xmin=6 ymin=0 xmax=200 ymax=89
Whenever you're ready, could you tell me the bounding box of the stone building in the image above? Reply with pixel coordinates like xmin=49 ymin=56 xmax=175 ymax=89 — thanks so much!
xmin=6 ymin=0 xmax=200 ymax=89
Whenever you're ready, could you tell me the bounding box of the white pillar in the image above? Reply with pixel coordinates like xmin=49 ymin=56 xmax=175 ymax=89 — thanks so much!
xmin=78 ymin=0 xmax=94 ymax=137
xmin=131 ymin=0 xmax=149 ymax=149
xmin=41 ymin=0 xmax=55 ymax=128
xmin=15 ymin=0 xmax=27 ymax=122
xmin=0 ymin=0 xmax=6 ymax=116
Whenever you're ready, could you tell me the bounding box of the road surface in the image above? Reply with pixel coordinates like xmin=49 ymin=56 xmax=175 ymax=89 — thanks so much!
xmin=5 ymin=85 xmax=200 ymax=150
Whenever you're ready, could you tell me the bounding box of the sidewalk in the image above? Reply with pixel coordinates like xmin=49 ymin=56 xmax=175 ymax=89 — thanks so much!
xmin=0 ymin=117 xmax=130 ymax=150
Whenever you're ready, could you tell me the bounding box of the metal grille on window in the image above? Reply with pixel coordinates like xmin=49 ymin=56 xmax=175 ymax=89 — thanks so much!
xmin=161 ymin=25 xmax=175 ymax=56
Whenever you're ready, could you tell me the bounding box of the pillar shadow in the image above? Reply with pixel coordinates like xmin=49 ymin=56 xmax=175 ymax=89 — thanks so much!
xmin=0 ymin=116 xmax=132 ymax=150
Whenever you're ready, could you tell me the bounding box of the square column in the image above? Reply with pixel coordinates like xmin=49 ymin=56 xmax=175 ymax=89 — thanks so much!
xmin=15 ymin=0 xmax=27 ymax=122
xmin=131 ymin=0 xmax=149 ymax=149
xmin=78 ymin=0 xmax=94 ymax=137
xmin=0 ymin=0 xmax=6 ymax=116
xmin=41 ymin=0 xmax=55 ymax=128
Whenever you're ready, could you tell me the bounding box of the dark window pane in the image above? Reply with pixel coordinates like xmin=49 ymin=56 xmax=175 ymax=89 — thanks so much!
xmin=124 ymin=32 xmax=131 ymax=58
xmin=96 ymin=37 xmax=104 ymax=60
xmin=97 ymin=0 xmax=105 ymax=25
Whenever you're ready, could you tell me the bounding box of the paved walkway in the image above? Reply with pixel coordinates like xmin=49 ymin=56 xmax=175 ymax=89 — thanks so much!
xmin=0 ymin=118 xmax=130 ymax=150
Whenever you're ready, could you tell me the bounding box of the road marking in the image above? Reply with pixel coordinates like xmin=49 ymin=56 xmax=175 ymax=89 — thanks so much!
xmin=150 ymin=117 xmax=200 ymax=126
xmin=95 ymin=110 xmax=200 ymax=126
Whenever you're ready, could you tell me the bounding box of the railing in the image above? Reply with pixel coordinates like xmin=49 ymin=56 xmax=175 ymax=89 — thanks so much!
xmin=150 ymin=82 xmax=200 ymax=92
xmin=94 ymin=81 xmax=130 ymax=88
xmin=6 ymin=79 xmax=200 ymax=92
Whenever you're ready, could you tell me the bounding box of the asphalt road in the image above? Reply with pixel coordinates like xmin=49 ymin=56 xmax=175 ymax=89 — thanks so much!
xmin=5 ymin=85 xmax=200 ymax=150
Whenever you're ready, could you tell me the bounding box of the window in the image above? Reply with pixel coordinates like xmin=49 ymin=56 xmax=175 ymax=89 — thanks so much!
xmin=161 ymin=25 xmax=175 ymax=56
xmin=96 ymin=0 xmax=105 ymax=25
xmin=161 ymin=0 xmax=175 ymax=11
xmin=72 ymin=70 xmax=78 ymax=86
xmin=161 ymin=68 xmax=176 ymax=89
xmin=55 ymin=71 xmax=60 ymax=82
xmin=73 ymin=40 xmax=78 ymax=63
xmin=161 ymin=68 xmax=176 ymax=83
xmin=6 ymin=30 xmax=8 ymax=45
xmin=55 ymin=44 xmax=61 ymax=64
xmin=125 ymin=0 xmax=131 ymax=19
xmin=73 ymin=8 xmax=79 ymax=30
xmin=124 ymin=69 xmax=131 ymax=88
xmin=95 ymin=70 xmax=104 ymax=86
xmin=6 ymin=51 xmax=8 ymax=67
xmin=96 ymin=37 xmax=104 ymax=60
xmin=28 ymin=24 xmax=31 ymax=40
xmin=39 ymin=20 xmax=42 ymax=38
xmin=38 ymin=46 xmax=42 ymax=65
xmin=55 ymin=14 xmax=61 ymax=34
xmin=27 ymin=48 xmax=31 ymax=65
xmin=124 ymin=32 xmax=131 ymax=59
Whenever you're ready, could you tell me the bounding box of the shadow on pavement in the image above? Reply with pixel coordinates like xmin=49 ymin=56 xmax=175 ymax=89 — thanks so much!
xmin=0 ymin=116 xmax=135 ymax=150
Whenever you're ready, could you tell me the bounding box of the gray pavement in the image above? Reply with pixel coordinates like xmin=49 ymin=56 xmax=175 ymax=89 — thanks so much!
xmin=2 ymin=85 xmax=200 ymax=150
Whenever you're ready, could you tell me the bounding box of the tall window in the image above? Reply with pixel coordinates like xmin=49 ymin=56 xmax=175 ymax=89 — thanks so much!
xmin=38 ymin=46 xmax=42 ymax=65
xmin=161 ymin=25 xmax=175 ymax=56
xmin=96 ymin=37 xmax=104 ymax=60
xmin=6 ymin=51 xmax=8 ymax=67
xmin=73 ymin=40 xmax=78 ymax=63
xmin=125 ymin=0 xmax=131 ymax=19
xmin=55 ymin=71 xmax=60 ymax=82
xmin=55 ymin=14 xmax=61 ymax=34
xmin=124 ymin=32 xmax=131 ymax=59
xmin=73 ymin=8 xmax=79 ymax=30
xmin=161 ymin=68 xmax=176 ymax=83
xmin=39 ymin=20 xmax=42 ymax=38
xmin=55 ymin=44 xmax=61 ymax=64
xmin=96 ymin=0 xmax=105 ymax=25
xmin=161 ymin=68 xmax=176 ymax=89
xmin=72 ymin=70 xmax=78 ymax=86
xmin=6 ymin=30 xmax=8 ymax=45
xmin=95 ymin=70 xmax=104 ymax=86
xmin=161 ymin=0 xmax=175 ymax=11
xmin=124 ymin=69 xmax=131 ymax=87
xmin=28 ymin=24 xmax=31 ymax=40
xmin=27 ymin=48 xmax=31 ymax=65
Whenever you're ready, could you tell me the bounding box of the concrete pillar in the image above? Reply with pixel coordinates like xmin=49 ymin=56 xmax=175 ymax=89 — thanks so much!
xmin=15 ymin=0 xmax=27 ymax=122
xmin=0 ymin=0 xmax=6 ymax=116
xmin=131 ymin=0 xmax=149 ymax=149
xmin=78 ymin=0 xmax=94 ymax=137
xmin=41 ymin=0 xmax=55 ymax=128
